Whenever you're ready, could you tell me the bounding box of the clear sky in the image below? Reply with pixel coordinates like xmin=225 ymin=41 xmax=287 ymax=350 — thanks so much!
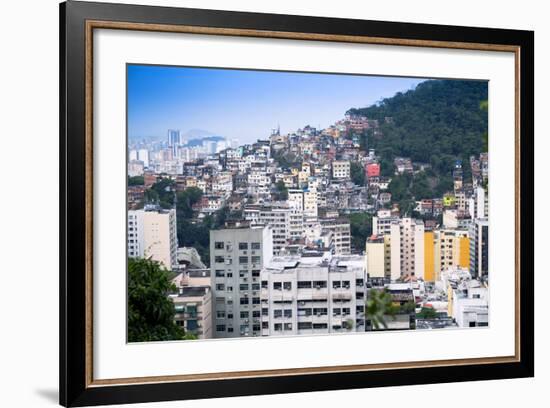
xmin=128 ymin=64 xmax=425 ymax=145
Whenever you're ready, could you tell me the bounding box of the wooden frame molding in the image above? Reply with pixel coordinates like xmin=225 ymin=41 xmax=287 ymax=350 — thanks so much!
xmin=60 ymin=1 xmax=534 ymax=406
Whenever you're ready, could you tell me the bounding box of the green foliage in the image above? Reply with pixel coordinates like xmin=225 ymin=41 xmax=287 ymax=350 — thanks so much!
xmin=350 ymin=161 xmax=366 ymax=186
xmin=128 ymin=175 xmax=144 ymax=186
xmin=417 ymin=307 xmax=438 ymax=319
xmin=348 ymin=79 xmax=488 ymax=183
xmin=349 ymin=212 xmax=372 ymax=252
xmin=366 ymin=289 xmax=396 ymax=330
xmin=274 ymin=179 xmax=289 ymax=200
xmin=127 ymin=257 xmax=186 ymax=342
xmin=146 ymin=177 xmax=175 ymax=209
xmin=176 ymin=187 xmax=203 ymax=219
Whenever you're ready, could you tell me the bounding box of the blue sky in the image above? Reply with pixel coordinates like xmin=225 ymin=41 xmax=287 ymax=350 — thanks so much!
xmin=127 ymin=65 xmax=425 ymax=144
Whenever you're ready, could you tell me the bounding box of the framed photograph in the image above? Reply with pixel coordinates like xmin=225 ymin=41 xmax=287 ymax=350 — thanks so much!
xmin=60 ymin=1 xmax=534 ymax=406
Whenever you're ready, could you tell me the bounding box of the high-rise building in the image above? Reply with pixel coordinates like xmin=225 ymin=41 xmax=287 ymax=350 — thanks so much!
xmin=469 ymin=218 xmax=489 ymax=278
xmin=210 ymin=223 xmax=273 ymax=338
xmin=127 ymin=207 xmax=178 ymax=270
xmin=320 ymin=218 xmax=351 ymax=255
xmin=260 ymin=251 xmax=366 ymax=336
xmin=138 ymin=148 xmax=149 ymax=168
xmin=167 ymin=129 xmax=181 ymax=147
xmin=389 ymin=218 xmax=425 ymax=279
xmin=365 ymin=235 xmax=389 ymax=278
xmin=424 ymin=229 xmax=470 ymax=282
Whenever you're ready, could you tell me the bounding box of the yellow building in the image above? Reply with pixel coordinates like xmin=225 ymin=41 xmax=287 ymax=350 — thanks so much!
xmin=443 ymin=194 xmax=456 ymax=207
xmin=431 ymin=229 xmax=470 ymax=281
xmin=366 ymin=236 xmax=386 ymax=278
xmin=424 ymin=231 xmax=435 ymax=281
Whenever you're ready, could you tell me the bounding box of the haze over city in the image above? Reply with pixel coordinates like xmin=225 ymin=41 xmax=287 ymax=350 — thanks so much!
xmin=127 ymin=64 xmax=424 ymax=144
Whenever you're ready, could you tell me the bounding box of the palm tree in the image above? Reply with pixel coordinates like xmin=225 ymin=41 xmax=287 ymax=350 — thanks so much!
xmin=366 ymin=289 xmax=397 ymax=330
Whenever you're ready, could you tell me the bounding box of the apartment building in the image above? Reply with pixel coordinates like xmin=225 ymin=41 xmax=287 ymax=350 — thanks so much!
xmin=332 ymin=160 xmax=351 ymax=179
xmin=424 ymin=229 xmax=470 ymax=282
xmin=320 ymin=218 xmax=351 ymax=255
xmin=127 ymin=206 xmax=178 ymax=270
xmin=210 ymin=224 xmax=273 ymax=338
xmin=469 ymin=218 xmax=489 ymax=278
xmin=260 ymin=251 xmax=366 ymax=336
xmin=171 ymin=286 xmax=213 ymax=339
xmin=389 ymin=218 xmax=425 ymax=280
xmin=365 ymin=235 xmax=390 ymax=278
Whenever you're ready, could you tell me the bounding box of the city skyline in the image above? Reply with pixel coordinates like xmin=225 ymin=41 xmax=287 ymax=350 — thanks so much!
xmin=128 ymin=64 xmax=424 ymax=144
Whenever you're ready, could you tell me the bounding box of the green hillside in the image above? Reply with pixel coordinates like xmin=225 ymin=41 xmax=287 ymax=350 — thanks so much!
xmin=348 ymin=79 xmax=488 ymax=179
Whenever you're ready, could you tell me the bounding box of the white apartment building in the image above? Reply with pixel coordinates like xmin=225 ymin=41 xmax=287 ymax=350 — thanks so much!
xmin=260 ymin=252 xmax=366 ymax=336
xmin=389 ymin=218 xmax=425 ymax=280
xmin=468 ymin=186 xmax=488 ymax=220
xmin=332 ymin=160 xmax=350 ymax=179
xmin=127 ymin=207 xmax=178 ymax=270
xmin=372 ymin=210 xmax=400 ymax=236
xmin=210 ymin=224 xmax=273 ymax=338
xmin=320 ymin=218 xmax=351 ymax=255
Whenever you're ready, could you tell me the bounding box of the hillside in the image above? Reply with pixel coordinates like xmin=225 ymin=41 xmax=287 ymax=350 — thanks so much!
xmin=347 ymin=79 xmax=488 ymax=179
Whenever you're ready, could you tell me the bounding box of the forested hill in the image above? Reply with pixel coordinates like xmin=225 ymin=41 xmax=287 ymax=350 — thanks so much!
xmin=347 ymin=79 xmax=488 ymax=174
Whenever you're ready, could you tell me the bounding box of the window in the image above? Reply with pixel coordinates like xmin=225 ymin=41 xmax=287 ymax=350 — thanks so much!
xmin=313 ymin=323 xmax=327 ymax=329
xmin=215 ymin=284 xmax=225 ymax=291
xmin=274 ymin=323 xmax=282 ymax=331
xmin=227 ymin=313 xmax=233 ymax=319
xmin=226 ymin=286 xmax=233 ymax=291
xmin=298 ymin=308 xmax=312 ymax=316
xmin=252 ymin=270 xmax=261 ymax=277
xmin=214 ymin=256 xmax=225 ymax=263
xmin=240 ymin=297 xmax=249 ymax=305
xmin=252 ymin=297 xmax=260 ymax=305
xmin=251 ymin=256 xmax=261 ymax=264
xmin=333 ymin=308 xmax=341 ymax=316
xmin=226 ymin=272 xmax=233 ymax=278
xmin=239 ymin=256 xmax=248 ymax=265
xmin=298 ymin=322 xmax=312 ymax=330
xmin=262 ymin=308 xmax=269 ymax=316
xmin=274 ymin=310 xmax=283 ymax=318
xmin=356 ymin=279 xmax=364 ymax=287
xmin=252 ymin=283 xmax=260 ymax=291
xmin=251 ymin=242 xmax=261 ymax=250
xmin=343 ymin=281 xmax=351 ymax=288
xmin=342 ymin=308 xmax=351 ymax=315
xmin=216 ymin=325 xmax=226 ymax=332
xmin=313 ymin=280 xmax=327 ymax=289
xmin=284 ymin=309 xmax=292 ymax=318
xmin=240 ymin=311 xmax=249 ymax=319
xmin=284 ymin=323 xmax=292 ymax=331
xmin=333 ymin=281 xmax=341 ymax=289
xmin=298 ymin=281 xmax=312 ymax=289
xmin=313 ymin=308 xmax=328 ymax=316
xmin=253 ymin=324 xmax=261 ymax=331
xmin=261 ymin=280 xmax=268 ymax=289
xmin=239 ymin=242 xmax=248 ymax=250
xmin=239 ymin=284 xmax=249 ymax=291
xmin=215 ymin=242 xmax=224 ymax=249
xmin=227 ymin=327 xmax=234 ymax=333
xmin=273 ymin=282 xmax=282 ymax=290
xmin=215 ymin=270 xmax=225 ymax=277
xmin=283 ymin=282 xmax=292 ymax=291
xmin=216 ymin=311 xmax=225 ymax=318
xmin=262 ymin=321 xmax=269 ymax=329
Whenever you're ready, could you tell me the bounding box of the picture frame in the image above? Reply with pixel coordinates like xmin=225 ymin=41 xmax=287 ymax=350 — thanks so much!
xmin=59 ymin=0 xmax=534 ymax=406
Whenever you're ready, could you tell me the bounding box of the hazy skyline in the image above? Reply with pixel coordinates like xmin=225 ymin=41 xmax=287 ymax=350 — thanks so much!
xmin=128 ymin=65 xmax=425 ymax=145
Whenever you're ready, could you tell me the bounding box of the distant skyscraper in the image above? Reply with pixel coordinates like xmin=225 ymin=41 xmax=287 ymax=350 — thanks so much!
xmin=138 ymin=149 xmax=149 ymax=168
xmin=167 ymin=129 xmax=181 ymax=147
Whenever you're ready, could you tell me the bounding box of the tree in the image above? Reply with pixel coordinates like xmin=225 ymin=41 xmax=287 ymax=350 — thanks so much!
xmin=128 ymin=175 xmax=144 ymax=186
xmin=349 ymin=212 xmax=372 ymax=252
xmin=417 ymin=306 xmax=438 ymax=319
xmin=176 ymin=187 xmax=203 ymax=219
xmin=274 ymin=179 xmax=289 ymax=200
xmin=128 ymin=257 xmax=189 ymax=342
xmin=350 ymin=162 xmax=366 ymax=186
xmin=366 ymin=289 xmax=397 ymax=330
xmin=147 ymin=177 xmax=176 ymax=209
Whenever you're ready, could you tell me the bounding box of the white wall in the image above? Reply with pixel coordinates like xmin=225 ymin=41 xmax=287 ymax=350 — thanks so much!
xmin=0 ymin=0 xmax=547 ymax=407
